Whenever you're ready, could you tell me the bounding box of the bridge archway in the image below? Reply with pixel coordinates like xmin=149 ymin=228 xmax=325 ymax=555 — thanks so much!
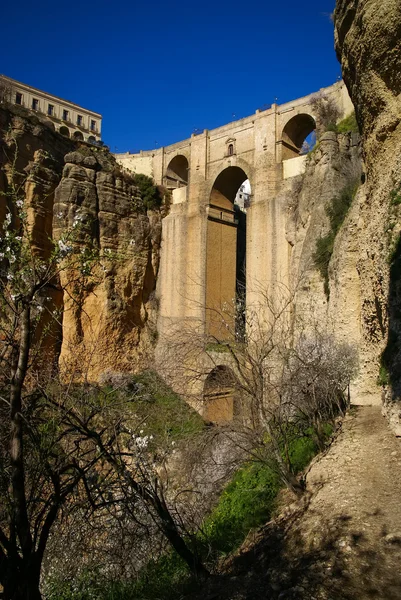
xmin=165 ymin=155 xmax=189 ymax=204
xmin=206 ymin=166 xmax=249 ymax=339
xmin=165 ymin=155 xmax=189 ymax=189
xmin=281 ymin=113 xmax=316 ymax=160
xmin=203 ymin=365 xmax=238 ymax=423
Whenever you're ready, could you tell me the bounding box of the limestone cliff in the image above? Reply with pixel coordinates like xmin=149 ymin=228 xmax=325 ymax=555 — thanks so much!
xmin=0 ymin=105 xmax=162 ymax=379
xmin=54 ymin=149 xmax=162 ymax=378
xmin=285 ymin=130 xmax=381 ymax=405
xmin=334 ymin=0 xmax=401 ymax=434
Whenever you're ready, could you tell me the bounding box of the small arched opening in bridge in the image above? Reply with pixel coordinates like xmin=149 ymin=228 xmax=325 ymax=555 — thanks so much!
xmin=73 ymin=131 xmax=84 ymax=141
xmin=203 ymin=365 xmax=239 ymax=423
xmin=206 ymin=166 xmax=250 ymax=339
xmin=281 ymin=114 xmax=316 ymax=160
xmin=165 ymin=155 xmax=189 ymax=189
xmin=165 ymin=155 xmax=189 ymax=204
xmin=59 ymin=126 xmax=70 ymax=138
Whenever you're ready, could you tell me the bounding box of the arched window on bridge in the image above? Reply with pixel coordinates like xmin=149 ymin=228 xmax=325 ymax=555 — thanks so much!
xmin=226 ymin=138 xmax=236 ymax=156
xmin=203 ymin=365 xmax=238 ymax=423
xmin=281 ymin=114 xmax=316 ymax=160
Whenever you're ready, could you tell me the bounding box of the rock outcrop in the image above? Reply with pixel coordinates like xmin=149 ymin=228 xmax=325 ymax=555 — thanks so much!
xmin=335 ymin=0 xmax=401 ymax=433
xmin=284 ymin=130 xmax=380 ymax=404
xmin=0 ymin=105 xmax=162 ymax=380
xmin=54 ymin=149 xmax=162 ymax=378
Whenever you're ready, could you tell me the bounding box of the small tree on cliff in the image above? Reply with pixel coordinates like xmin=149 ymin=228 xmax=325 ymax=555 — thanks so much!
xmin=310 ymin=92 xmax=341 ymax=136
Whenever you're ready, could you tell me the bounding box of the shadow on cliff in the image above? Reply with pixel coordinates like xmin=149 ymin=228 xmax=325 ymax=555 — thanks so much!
xmin=187 ymin=500 xmax=401 ymax=600
xmin=381 ymin=235 xmax=401 ymax=397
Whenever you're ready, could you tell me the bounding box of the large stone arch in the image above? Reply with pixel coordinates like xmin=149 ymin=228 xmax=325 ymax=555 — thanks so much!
xmin=206 ymin=158 xmax=254 ymax=205
xmin=280 ymin=113 xmax=316 ymax=160
xmin=206 ymin=165 xmax=250 ymax=339
xmin=203 ymin=365 xmax=238 ymax=423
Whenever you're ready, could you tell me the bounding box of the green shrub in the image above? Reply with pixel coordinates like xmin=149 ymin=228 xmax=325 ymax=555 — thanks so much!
xmin=336 ymin=112 xmax=359 ymax=134
xmin=200 ymin=462 xmax=281 ymax=554
xmin=199 ymin=423 xmax=329 ymax=557
xmin=132 ymin=173 xmax=162 ymax=210
xmin=286 ymin=431 xmax=319 ymax=473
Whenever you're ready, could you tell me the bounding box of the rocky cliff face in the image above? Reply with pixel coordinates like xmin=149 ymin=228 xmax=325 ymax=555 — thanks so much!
xmin=54 ymin=149 xmax=162 ymax=379
xmin=334 ymin=0 xmax=401 ymax=434
xmin=284 ymin=130 xmax=381 ymax=405
xmin=0 ymin=105 xmax=162 ymax=380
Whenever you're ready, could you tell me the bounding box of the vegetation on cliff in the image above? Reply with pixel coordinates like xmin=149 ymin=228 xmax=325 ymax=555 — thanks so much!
xmin=314 ymin=182 xmax=359 ymax=298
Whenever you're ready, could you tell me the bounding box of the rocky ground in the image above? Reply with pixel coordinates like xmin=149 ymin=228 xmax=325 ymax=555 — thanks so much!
xmin=191 ymin=406 xmax=401 ymax=599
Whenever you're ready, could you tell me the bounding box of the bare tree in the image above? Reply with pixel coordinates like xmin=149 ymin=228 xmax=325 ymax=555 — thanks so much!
xmin=310 ymin=92 xmax=341 ymax=136
xmin=160 ymin=283 xmax=358 ymax=495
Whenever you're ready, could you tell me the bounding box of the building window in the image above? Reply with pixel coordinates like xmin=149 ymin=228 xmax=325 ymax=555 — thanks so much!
xmin=62 ymin=109 xmax=69 ymax=121
xmin=90 ymin=119 xmax=96 ymax=132
xmin=77 ymin=115 xmax=83 ymax=126
xmin=48 ymin=104 xmax=54 ymax=116
xmin=228 ymin=143 xmax=234 ymax=156
xmin=15 ymin=92 xmax=22 ymax=105
xmin=32 ymin=98 xmax=39 ymax=110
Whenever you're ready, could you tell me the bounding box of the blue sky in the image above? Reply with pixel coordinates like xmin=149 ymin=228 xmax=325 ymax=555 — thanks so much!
xmin=2 ymin=0 xmax=338 ymax=152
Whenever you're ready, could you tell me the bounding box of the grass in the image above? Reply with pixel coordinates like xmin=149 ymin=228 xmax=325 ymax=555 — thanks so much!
xmin=98 ymin=370 xmax=205 ymax=444
xmin=205 ymin=342 xmax=230 ymax=353
xmin=377 ymin=364 xmax=390 ymax=386
xmin=313 ymin=182 xmax=359 ymax=298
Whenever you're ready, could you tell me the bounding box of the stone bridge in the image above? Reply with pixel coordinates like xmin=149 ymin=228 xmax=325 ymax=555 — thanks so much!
xmin=116 ymin=81 xmax=353 ymax=420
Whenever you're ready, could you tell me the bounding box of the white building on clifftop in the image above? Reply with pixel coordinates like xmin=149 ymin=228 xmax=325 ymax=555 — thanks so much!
xmin=0 ymin=74 xmax=102 ymax=143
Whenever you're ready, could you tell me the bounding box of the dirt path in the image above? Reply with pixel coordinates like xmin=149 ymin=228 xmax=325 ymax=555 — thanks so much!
xmin=273 ymin=405 xmax=401 ymax=599
xmin=192 ymin=406 xmax=401 ymax=600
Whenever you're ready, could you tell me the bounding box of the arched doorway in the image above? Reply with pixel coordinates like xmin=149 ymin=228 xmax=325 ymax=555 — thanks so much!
xmin=87 ymin=135 xmax=96 ymax=144
xmin=206 ymin=166 xmax=249 ymax=339
xmin=281 ymin=114 xmax=316 ymax=160
xmin=203 ymin=365 xmax=237 ymax=423
xmin=59 ymin=126 xmax=70 ymax=138
xmin=73 ymin=131 xmax=84 ymax=141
